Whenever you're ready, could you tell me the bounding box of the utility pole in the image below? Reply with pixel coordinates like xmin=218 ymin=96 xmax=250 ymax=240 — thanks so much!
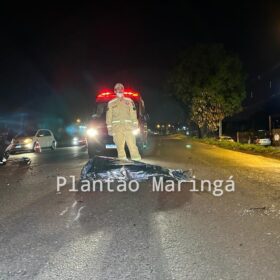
xmin=269 ymin=115 xmax=272 ymax=135
xmin=219 ymin=120 xmax=222 ymax=137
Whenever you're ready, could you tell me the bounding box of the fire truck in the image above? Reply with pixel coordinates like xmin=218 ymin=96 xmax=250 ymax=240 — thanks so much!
xmin=86 ymin=90 xmax=149 ymax=158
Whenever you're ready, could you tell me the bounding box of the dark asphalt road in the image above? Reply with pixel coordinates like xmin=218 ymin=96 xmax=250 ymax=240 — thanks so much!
xmin=0 ymin=135 xmax=279 ymax=280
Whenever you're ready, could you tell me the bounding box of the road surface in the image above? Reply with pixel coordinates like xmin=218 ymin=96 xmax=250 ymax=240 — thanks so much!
xmin=0 ymin=136 xmax=279 ymax=280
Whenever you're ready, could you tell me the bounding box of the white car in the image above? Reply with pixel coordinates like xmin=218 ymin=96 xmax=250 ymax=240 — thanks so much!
xmin=254 ymin=130 xmax=271 ymax=146
xmin=217 ymin=135 xmax=235 ymax=142
xmin=11 ymin=129 xmax=57 ymax=153
xmin=255 ymin=138 xmax=271 ymax=146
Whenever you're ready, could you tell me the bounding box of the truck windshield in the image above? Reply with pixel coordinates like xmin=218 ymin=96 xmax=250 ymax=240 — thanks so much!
xmin=93 ymin=102 xmax=140 ymax=119
xmin=92 ymin=103 xmax=107 ymax=118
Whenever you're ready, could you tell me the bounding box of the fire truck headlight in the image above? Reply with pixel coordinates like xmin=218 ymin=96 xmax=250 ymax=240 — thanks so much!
xmin=87 ymin=128 xmax=98 ymax=137
xmin=72 ymin=137 xmax=79 ymax=145
xmin=132 ymin=128 xmax=140 ymax=135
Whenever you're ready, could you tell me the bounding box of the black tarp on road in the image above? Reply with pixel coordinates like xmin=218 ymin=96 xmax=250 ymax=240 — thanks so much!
xmin=81 ymin=156 xmax=192 ymax=182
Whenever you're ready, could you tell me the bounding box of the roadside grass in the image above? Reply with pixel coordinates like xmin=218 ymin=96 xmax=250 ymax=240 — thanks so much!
xmin=193 ymin=137 xmax=280 ymax=159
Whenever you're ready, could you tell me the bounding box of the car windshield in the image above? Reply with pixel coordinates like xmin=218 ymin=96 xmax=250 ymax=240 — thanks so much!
xmin=256 ymin=131 xmax=269 ymax=138
xmin=16 ymin=130 xmax=37 ymax=138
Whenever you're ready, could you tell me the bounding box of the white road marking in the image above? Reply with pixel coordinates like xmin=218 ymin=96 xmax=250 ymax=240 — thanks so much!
xmin=59 ymin=207 xmax=69 ymax=216
xmin=74 ymin=206 xmax=86 ymax=221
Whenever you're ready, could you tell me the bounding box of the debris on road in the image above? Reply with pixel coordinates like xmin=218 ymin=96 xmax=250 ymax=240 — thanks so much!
xmin=249 ymin=207 xmax=267 ymax=211
xmin=19 ymin=157 xmax=31 ymax=165
xmin=2 ymin=157 xmax=32 ymax=167
xmin=241 ymin=205 xmax=280 ymax=217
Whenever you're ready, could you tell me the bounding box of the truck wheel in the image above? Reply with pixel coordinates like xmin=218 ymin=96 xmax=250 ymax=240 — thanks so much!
xmin=139 ymin=138 xmax=154 ymax=156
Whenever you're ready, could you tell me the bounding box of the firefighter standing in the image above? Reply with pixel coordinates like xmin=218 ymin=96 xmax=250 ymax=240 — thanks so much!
xmin=106 ymin=83 xmax=141 ymax=160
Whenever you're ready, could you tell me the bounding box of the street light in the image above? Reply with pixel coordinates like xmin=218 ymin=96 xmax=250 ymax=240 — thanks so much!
xmin=76 ymin=118 xmax=81 ymax=124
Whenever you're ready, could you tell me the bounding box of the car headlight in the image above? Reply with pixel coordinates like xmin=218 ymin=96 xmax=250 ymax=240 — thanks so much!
xmin=87 ymin=128 xmax=98 ymax=137
xmin=132 ymin=128 xmax=140 ymax=135
xmin=24 ymin=138 xmax=33 ymax=144
xmin=72 ymin=137 xmax=79 ymax=145
xmin=26 ymin=143 xmax=33 ymax=149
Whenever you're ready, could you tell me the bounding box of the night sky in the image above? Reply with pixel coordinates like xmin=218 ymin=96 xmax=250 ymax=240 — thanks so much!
xmin=1 ymin=1 xmax=280 ymax=123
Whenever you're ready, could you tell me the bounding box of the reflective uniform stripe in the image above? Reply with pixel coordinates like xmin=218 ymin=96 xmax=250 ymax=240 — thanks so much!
xmin=112 ymin=120 xmax=132 ymax=123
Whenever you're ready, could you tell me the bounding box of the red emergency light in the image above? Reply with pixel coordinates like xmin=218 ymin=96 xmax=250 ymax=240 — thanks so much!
xmin=96 ymin=90 xmax=140 ymax=102
xmin=124 ymin=91 xmax=140 ymax=99
xmin=96 ymin=91 xmax=115 ymax=102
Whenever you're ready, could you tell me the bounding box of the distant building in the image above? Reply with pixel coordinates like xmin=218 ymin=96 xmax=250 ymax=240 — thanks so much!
xmin=224 ymin=66 xmax=280 ymax=136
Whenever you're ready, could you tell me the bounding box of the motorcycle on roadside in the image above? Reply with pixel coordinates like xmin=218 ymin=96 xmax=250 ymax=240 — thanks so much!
xmin=0 ymin=132 xmax=13 ymax=166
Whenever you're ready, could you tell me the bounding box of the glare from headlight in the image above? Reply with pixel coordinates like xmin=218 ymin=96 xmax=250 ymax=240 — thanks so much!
xmin=26 ymin=143 xmax=33 ymax=149
xmin=87 ymin=128 xmax=98 ymax=137
xmin=24 ymin=138 xmax=33 ymax=144
xmin=72 ymin=137 xmax=79 ymax=145
xmin=132 ymin=128 xmax=140 ymax=135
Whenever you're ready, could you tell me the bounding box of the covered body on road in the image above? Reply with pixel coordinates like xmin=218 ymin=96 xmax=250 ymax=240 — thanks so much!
xmin=81 ymin=156 xmax=192 ymax=182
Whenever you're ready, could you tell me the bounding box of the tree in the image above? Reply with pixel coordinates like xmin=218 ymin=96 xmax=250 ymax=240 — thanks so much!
xmin=169 ymin=44 xmax=246 ymax=137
